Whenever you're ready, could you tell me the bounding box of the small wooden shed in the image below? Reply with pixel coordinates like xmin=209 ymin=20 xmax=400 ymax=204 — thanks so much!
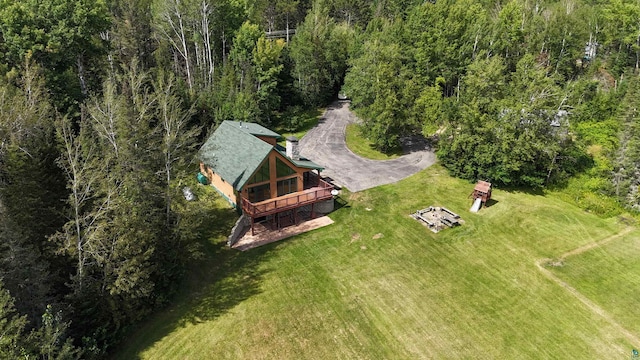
xmin=471 ymin=180 xmax=492 ymax=203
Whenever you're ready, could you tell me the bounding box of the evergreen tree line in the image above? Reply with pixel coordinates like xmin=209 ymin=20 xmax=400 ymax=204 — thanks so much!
xmin=341 ymin=0 xmax=640 ymax=205
xmin=1 ymin=0 xmax=640 ymax=357
xmin=0 ymin=0 xmax=351 ymax=357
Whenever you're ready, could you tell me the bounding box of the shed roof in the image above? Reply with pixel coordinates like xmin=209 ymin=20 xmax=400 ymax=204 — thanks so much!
xmin=199 ymin=121 xmax=273 ymax=191
xmin=474 ymin=180 xmax=492 ymax=193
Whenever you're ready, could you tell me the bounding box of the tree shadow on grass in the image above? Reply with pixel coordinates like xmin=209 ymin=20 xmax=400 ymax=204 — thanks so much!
xmin=115 ymin=194 xmax=279 ymax=359
xmin=500 ymin=185 xmax=546 ymax=196
xmin=177 ymin=242 xmax=273 ymax=327
xmin=276 ymin=107 xmax=323 ymax=136
xmin=371 ymin=143 xmax=404 ymax=157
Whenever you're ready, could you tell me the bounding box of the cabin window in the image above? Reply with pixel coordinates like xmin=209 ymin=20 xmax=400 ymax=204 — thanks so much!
xmin=277 ymin=177 xmax=297 ymax=196
xmin=248 ymin=160 xmax=270 ymax=184
xmin=247 ymin=183 xmax=271 ymax=203
xmin=276 ymin=157 xmax=296 ymax=178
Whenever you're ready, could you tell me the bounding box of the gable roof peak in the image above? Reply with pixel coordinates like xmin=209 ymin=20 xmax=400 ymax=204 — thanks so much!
xmin=222 ymin=120 xmax=282 ymax=139
xmin=199 ymin=121 xmax=274 ymax=191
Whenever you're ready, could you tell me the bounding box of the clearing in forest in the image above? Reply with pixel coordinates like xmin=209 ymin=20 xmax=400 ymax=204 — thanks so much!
xmin=117 ymin=165 xmax=640 ymax=359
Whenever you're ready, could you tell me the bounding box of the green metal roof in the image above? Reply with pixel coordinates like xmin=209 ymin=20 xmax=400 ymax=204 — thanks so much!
xmin=199 ymin=121 xmax=325 ymax=191
xmin=199 ymin=121 xmax=273 ymax=191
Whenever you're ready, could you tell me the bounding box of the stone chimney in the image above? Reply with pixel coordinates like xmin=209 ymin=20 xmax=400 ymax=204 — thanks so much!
xmin=286 ymin=136 xmax=300 ymax=160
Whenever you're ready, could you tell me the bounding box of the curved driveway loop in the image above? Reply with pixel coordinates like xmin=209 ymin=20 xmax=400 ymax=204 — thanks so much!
xmin=299 ymin=101 xmax=437 ymax=192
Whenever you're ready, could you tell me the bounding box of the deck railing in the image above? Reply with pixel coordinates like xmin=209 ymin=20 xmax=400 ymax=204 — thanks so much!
xmin=242 ymin=178 xmax=333 ymax=218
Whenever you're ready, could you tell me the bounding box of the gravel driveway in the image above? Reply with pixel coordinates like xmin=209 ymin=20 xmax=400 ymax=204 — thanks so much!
xmin=299 ymin=101 xmax=437 ymax=192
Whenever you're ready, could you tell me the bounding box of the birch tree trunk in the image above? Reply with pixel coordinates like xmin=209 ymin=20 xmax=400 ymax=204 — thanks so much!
xmin=159 ymin=0 xmax=194 ymax=92
xmin=199 ymin=0 xmax=215 ymax=87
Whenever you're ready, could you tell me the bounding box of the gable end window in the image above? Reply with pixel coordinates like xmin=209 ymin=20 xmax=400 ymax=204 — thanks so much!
xmin=248 ymin=160 xmax=270 ymax=184
xmin=276 ymin=157 xmax=296 ymax=178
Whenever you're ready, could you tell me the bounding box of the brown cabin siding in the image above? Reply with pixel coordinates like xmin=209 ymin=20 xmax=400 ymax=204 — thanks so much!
xmin=256 ymin=136 xmax=277 ymax=146
xmin=200 ymin=162 xmax=237 ymax=204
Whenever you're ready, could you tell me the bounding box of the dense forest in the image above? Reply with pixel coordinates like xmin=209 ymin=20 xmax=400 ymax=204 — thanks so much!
xmin=1 ymin=0 xmax=640 ymax=358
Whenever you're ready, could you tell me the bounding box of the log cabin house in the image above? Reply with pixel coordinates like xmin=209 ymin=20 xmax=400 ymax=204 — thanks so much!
xmin=198 ymin=121 xmax=334 ymax=234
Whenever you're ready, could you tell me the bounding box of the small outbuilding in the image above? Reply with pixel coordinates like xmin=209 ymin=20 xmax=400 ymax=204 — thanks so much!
xmin=470 ymin=180 xmax=492 ymax=212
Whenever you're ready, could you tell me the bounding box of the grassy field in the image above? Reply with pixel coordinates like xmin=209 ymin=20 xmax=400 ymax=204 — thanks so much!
xmin=345 ymin=124 xmax=402 ymax=160
xmin=550 ymin=225 xmax=640 ymax=344
xmin=117 ymin=165 xmax=640 ymax=359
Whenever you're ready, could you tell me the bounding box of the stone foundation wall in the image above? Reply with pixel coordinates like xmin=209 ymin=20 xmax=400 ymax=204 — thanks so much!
xmin=227 ymin=215 xmax=249 ymax=247
xmin=314 ymin=199 xmax=334 ymax=214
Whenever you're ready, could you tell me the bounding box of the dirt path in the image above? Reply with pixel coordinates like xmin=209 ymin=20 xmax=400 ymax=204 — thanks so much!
xmin=299 ymin=101 xmax=437 ymax=192
xmin=535 ymin=227 xmax=640 ymax=346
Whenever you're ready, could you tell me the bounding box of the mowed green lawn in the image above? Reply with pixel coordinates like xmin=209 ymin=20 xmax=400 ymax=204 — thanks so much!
xmin=117 ymin=165 xmax=639 ymax=359
xmin=550 ymin=227 xmax=640 ymax=341
xmin=345 ymin=124 xmax=402 ymax=160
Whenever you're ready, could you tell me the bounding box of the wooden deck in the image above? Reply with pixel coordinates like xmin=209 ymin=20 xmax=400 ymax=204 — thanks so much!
xmin=241 ymin=178 xmax=333 ymax=218
xmin=232 ymin=216 xmax=334 ymax=251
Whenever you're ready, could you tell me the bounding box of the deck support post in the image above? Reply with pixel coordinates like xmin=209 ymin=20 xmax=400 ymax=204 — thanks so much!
xmin=250 ymin=216 xmax=255 ymax=236
xmin=311 ymin=203 xmax=315 ymax=219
